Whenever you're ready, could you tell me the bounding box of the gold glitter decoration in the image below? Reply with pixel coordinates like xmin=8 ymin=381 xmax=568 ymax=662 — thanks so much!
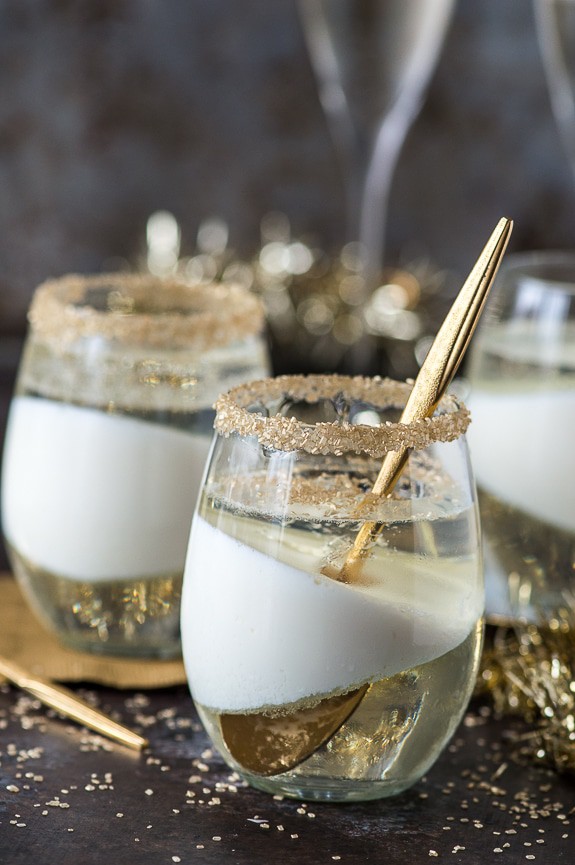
xmin=28 ymin=273 xmax=265 ymax=350
xmin=155 ymin=212 xmax=455 ymax=379
xmin=478 ymin=607 xmax=575 ymax=775
xmin=214 ymin=374 xmax=470 ymax=456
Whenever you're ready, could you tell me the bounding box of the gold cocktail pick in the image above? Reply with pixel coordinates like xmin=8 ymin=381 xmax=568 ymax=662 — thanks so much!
xmin=220 ymin=217 xmax=513 ymax=777
xmin=325 ymin=215 xmax=513 ymax=584
xmin=0 ymin=654 xmax=148 ymax=751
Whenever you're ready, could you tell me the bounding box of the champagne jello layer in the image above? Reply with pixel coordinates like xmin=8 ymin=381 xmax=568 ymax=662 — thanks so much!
xmin=2 ymin=396 xmax=212 ymax=581
xmin=182 ymin=515 xmax=482 ymax=714
xmin=467 ymin=387 xmax=575 ymax=532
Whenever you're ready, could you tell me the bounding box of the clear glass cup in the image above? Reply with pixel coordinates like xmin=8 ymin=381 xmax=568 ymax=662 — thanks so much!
xmin=1 ymin=273 xmax=269 ymax=658
xmin=466 ymin=251 xmax=575 ymax=623
xmin=181 ymin=375 xmax=483 ymax=802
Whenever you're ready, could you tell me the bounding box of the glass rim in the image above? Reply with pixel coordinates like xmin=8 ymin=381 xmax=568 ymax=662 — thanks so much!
xmin=28 ymin=273 xmax=266 ymax=350
xmin=498 ymin=250 xmax=575 ymax=296
xmin=214 ymin=374 xmax=470 ymax=457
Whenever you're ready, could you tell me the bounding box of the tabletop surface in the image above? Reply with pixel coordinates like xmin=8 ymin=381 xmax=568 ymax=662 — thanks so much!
xmin=0 ymin=681 xmax=574 ymax=865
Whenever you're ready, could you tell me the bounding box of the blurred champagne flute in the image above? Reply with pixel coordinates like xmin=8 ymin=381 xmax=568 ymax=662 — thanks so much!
xmin=298 ymin=0 xmax=455 ymax=291
xmin=535 ymin=0 xmax=575 ymax=185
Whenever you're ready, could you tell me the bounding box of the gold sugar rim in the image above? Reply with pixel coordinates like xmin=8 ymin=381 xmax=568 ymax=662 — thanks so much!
xmin=214 ymin=374 xmax=470 ymax=456
xmin=28 ymin=273 xmax=265 ymax=350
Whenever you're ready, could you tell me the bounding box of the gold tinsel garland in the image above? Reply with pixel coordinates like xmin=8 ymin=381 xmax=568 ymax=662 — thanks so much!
xmin=478 ymin=607 xmax=575 ymax=776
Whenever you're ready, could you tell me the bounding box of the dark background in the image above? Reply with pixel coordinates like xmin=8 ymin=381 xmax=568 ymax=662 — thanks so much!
xmin=1 ymin=0 xmax=574 ymax=567
xmin=1 ymin=0 xmax=574 ymax=331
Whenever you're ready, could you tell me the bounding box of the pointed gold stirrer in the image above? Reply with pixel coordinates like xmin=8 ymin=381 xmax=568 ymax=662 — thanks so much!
xmin=0 ymin=654 xmax=148 ymax=751
xmin=220 ymin=217 xmax=513 ymax=777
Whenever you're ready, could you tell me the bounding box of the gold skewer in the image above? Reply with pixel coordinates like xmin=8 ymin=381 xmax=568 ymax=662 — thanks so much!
xmin=0 ymin=654 xmax=148 ymax=751
xmin=325 ymin=215 xmax=514 ymax=584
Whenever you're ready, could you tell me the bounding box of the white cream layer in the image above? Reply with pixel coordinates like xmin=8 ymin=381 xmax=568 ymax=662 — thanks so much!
xmin=1 ymin=396 xmax=212 ymax=581
xmin=181 ymin=515 xmax=480 ymax=713
xmin=467 ymin=388 xmax=575 ymax=532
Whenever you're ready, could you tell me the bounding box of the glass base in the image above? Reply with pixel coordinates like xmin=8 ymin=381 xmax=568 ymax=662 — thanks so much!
xmin=8 ymin=543 xmax=182 ymax=659
xmin=243 ymin=773 xmax=416 ymax=803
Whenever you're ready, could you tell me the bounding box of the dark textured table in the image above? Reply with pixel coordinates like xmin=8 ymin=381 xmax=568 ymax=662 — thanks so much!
xmin=0 ymin=682 xmax=574 ymax=865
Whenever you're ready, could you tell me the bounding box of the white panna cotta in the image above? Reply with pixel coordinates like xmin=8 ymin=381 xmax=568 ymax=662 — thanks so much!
xmin=182 ymin=515 xmax=481 ymax=714
xmin=2 ymin=396 xmax=212 ymax=581
xmin=467 ymin=387 xmax=575 ymax=533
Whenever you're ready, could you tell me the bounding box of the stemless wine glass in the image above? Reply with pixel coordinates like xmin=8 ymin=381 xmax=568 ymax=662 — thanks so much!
xmin=298 ymin=0 xmax=455 ymax=287
xmin=181 ymin=375 xmax=483 ymax=802
xmin=1 ymin=274 xmax=269 ymax=658
xmin=466 ymin=251 xmax=575 ymax=622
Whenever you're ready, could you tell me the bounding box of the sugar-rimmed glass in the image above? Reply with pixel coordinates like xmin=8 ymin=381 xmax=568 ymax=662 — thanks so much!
xmin=181 ymin=374 xmax=483 ymax=802
xmin=1 ymin=273 xmax=269 ymax=657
